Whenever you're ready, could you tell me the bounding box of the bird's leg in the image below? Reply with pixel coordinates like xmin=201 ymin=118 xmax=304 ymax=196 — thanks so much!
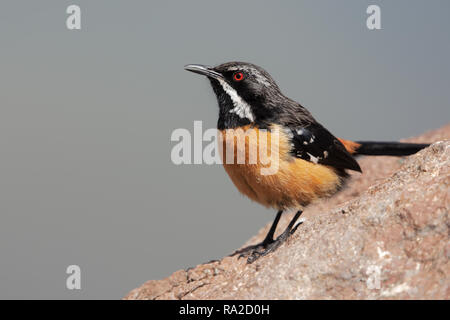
xmin=231 ymin=210 xmax=303 ymax=264
xmin=261 ymin=210 xmax=283 ymax=246
xmin=245 ymin=210 xmax=303 ymax=264
xmin=231 ymin=210 xmax=283 ymax=257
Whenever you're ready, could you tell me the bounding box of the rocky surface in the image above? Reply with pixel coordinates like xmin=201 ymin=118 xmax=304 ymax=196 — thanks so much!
xmin=125 ymin=125 xmax=449 ymax=300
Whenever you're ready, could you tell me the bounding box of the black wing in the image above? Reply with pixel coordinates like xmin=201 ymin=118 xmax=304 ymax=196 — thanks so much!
xmin=287 ymin=123 xmax=362 ymax=172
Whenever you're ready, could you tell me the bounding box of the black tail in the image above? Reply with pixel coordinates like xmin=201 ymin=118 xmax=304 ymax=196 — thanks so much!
xmin=354 ymin=141 xmax=430 ymax=156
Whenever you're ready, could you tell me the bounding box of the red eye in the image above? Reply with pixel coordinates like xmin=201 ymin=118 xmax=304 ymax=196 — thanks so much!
xmin=233 ymin=72 xmax=244 ymax=82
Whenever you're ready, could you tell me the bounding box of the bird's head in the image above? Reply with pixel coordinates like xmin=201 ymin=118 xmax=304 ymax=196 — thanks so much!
xmin=185 ymin=62 xmax=286 ymax=129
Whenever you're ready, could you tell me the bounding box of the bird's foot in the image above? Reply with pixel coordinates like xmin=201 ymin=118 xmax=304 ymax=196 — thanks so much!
xmin=231 ymin=220 xmax=302 ymax=264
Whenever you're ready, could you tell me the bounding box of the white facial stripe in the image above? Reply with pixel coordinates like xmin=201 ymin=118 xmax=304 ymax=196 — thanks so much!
xmin=217 ymin=79 xmax=254 ymax=122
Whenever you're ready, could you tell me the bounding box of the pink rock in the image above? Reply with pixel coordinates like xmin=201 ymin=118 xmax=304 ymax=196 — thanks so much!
xmin=125 ymin=125 xmax=450 ymax=300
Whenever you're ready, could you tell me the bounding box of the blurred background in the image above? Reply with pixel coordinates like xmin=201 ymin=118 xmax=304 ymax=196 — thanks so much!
xmin=0 ymin=0 xmax=449 ymax=299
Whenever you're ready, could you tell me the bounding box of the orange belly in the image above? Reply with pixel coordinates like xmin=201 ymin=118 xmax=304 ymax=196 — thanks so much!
xmin=219 ymin=125 xmax=343 ymax=210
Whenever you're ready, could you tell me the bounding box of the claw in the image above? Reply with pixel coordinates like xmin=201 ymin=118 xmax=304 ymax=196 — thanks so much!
xmin=230 ymin=210 xmax=304 ymax=264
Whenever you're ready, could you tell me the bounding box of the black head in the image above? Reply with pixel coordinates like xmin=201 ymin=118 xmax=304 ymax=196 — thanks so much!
xmin=185 ymin=62 xmax=288 ymax=129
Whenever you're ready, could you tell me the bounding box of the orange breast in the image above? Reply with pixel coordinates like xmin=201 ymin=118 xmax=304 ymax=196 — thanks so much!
xmin=219 ymin=125 xmax=343 ymax=210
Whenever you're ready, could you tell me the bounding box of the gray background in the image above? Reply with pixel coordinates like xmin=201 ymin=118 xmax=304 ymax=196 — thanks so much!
xmin=0 ymin=0 xmax=449 ymax=299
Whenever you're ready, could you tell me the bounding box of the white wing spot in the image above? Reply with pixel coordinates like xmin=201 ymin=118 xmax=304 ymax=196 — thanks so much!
xmin=307 ymin=152 xmax=320 ymax=164
xmin=284 ymin=129 xmax=294 ymax=139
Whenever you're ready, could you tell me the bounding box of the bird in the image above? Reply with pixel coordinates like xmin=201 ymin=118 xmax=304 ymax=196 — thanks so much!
xmin=184 ymin=61 xmax=430 ymax=263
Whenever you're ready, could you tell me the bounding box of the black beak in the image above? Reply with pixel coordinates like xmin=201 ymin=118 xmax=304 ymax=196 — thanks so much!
xmin=184 ymin=64 xmax=224 ymax=80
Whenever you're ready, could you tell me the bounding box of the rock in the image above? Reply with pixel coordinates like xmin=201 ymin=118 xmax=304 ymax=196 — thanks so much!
xmin=125 ymin=125 xmax=450 ymax=300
